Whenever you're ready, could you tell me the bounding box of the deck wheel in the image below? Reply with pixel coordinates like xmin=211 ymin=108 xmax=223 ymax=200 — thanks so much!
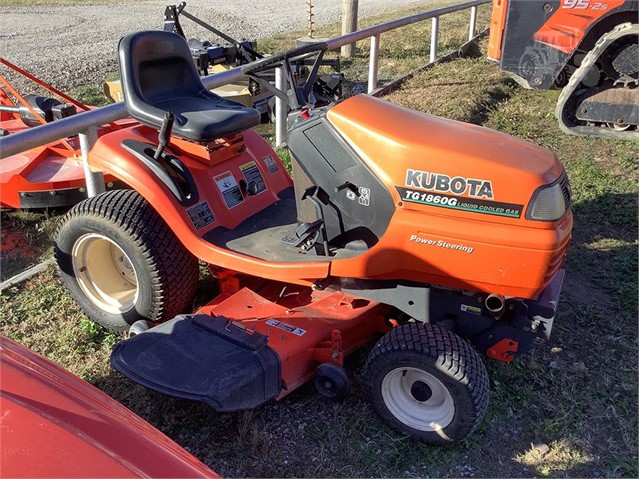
xmin=55 ymin=189 xmax=199 ymax=332
xmin=314 ymin=362 xmax=349 ymax=400
xmin=364 ymin=323 xmax=489 ymax=445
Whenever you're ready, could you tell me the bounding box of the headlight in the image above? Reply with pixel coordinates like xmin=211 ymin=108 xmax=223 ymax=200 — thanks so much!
xmin=527 ymin=174 xmax=571 ymax=221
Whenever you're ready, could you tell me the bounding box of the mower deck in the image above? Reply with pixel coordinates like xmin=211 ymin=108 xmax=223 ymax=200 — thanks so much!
xmin=0 ymin=139 xmax=123 ymax=208
xmin=111 ymin=283 xmax=390 ymax=407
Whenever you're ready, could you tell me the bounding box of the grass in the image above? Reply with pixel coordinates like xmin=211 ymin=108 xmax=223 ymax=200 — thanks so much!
xmin=2 ymin=2 xmax=638 ymax=478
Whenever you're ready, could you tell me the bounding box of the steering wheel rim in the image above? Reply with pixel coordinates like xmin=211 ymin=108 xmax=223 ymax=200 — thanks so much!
xmin=240 ymin=41 xmax=329 ymax=75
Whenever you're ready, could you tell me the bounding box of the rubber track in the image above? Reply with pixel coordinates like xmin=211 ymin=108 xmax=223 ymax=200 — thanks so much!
xmin=366 ymin=323 xmax=489 ymax=435
xmin=555 ymin=22 xmax=639 ymax=140
xmin=55 ymin=189 xmax=199 ymax=322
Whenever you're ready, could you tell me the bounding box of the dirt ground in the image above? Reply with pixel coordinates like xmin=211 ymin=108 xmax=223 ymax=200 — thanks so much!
xmin=0 ymin=0 xmax=428 ymax=92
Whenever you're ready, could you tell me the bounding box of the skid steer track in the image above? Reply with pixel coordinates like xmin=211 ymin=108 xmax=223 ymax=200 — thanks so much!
xmin=555 ymin=22 xmax=639 ymax=141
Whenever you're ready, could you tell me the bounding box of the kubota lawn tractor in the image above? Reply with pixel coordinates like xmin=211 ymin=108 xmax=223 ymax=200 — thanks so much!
xmin=53 ymin=30 xmax=572 ymax=445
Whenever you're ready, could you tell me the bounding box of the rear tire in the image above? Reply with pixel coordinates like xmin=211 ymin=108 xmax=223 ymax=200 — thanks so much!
xmin=55 ymin=189 xmax=199 ymax=332
xmin=364 ymin=323 xmax=489 ymax=445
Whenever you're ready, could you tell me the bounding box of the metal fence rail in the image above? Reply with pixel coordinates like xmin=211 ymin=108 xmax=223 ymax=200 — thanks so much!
xmin=0 ymin=0 xmax=489 ymax=160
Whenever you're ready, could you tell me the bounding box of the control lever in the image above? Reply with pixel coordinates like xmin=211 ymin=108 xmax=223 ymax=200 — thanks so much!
xmin=335 ymin=181 xmax=359 ymax=196
xmin=154 ymin=111 xmax=175 ymax=160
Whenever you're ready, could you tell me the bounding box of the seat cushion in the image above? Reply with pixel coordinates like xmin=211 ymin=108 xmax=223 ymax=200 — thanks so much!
xmin=118 ymin=30 xmax=260 ymax=143
xmin=154 ymin=92 xmax=261 ymax=142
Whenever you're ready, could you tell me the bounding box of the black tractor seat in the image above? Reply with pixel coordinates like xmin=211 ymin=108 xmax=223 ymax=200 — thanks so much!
xmin=118 ymin=30 xmax=260 ymax=142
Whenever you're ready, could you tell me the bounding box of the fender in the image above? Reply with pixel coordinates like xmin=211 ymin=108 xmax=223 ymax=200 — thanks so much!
xmin=88 ymin=125 xmax=330 ymax=285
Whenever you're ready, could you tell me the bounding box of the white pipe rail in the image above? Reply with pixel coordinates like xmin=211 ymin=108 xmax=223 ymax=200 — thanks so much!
xmin=469 ymin=6 xmax=478 ymax=41
xmin=0 ymin=0 xmax=489 ymax=160
xmin=367 ymin=34 xmax=380 ymax=94
xmin=430 ymin=16 xmax=440 ymax=64
xmin=79 ymin=127 xmax=105 ymax=197
xmin=274 ymin=66 xmax=287 ymax=147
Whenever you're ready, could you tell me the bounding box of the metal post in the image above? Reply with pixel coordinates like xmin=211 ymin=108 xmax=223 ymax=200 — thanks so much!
xmin=275 ymin=66 xmax=287 ymax=148
xmin=430 ymin=16 xmax=439 ymax=64
xmin=468 ymin=6 xmax=478 ymax=41
xmin=341 ymin=0 xmax=359 ymax=58
xmin=78 ymin=127 xmax=105 ymax=197
xmin=368 ymin=34 xmax=380 ymax=94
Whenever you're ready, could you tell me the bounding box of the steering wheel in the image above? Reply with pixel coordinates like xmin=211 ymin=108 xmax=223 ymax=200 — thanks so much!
xmin=240 ymin=41 xmax=329 ymax=75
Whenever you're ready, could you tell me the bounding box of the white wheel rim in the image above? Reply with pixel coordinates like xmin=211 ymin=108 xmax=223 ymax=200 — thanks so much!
xmin=72 ymin=233 xmax=139 ymax=314
xmin=381 ymin=367 xmax=455 ymax=432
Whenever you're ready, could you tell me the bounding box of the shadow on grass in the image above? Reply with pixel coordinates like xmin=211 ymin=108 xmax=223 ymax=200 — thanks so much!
xmin=92 ymin=340 xmax=473 ymax=478
xmin=0 ymin=207 xmax=67 ymax=281
xmin=568 ymin=192 xmax=638 ymax=312
xmin=467 ymin=78 xmax=519 ymax=126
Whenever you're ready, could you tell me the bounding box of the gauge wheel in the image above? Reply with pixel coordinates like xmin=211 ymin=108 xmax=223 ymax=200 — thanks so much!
xmin=55 ymin=189 xmax=199 ymax=332
xmin=314 ymin=362 xmax=349 ymax=400
xmin=364 ymin=323 xmax=489 ymax=445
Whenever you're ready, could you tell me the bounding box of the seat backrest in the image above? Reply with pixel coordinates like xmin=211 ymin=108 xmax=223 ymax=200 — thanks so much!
xmin=118 ymin=30 xmax=204 ymax=127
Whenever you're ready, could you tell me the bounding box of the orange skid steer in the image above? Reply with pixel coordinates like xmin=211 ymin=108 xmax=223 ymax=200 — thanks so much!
xmin=50 ymin=31 xmax=572 ymax=444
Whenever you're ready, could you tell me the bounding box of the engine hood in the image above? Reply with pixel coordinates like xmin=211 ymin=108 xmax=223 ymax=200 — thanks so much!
xmin=327 ymin=95 xmax=564 ymax=225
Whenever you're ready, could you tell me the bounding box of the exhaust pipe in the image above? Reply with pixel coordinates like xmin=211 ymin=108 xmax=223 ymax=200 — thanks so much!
xmin=485 ymin=293 xmax=505 ymax=317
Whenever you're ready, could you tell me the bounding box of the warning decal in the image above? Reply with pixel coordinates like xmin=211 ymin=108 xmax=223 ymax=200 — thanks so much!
xmin=240 ymin=161 xmax=267 ymax=195
xmin=262 ymin=155 xmax=280 ymax=174
xmin=266 ymin=318 xmax=306 ymax=336
xmin=214 ymin=171 xmax=244 ymax=209
xmin=186 ymin=201 xmax=215 ymax=230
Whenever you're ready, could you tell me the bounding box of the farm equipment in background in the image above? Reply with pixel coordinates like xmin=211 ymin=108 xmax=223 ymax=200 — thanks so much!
xmin=51 ymin=30 xmax=572 ymax=445
xmin=0 ymin=59 xmax=126 ymax=209
xmin=488 ymin=0 xmax=638 ymax=139
xmin=104 ymin=2 xmax=344 ymax=119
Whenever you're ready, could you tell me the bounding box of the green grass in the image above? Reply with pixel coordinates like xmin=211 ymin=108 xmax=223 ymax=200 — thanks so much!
xmin=2 ymin=3 xmax=638 ymax=478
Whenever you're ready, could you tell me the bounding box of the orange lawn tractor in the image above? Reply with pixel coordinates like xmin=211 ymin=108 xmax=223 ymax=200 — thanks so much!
xmin=53 ymin=30 xmax=572 ymax=445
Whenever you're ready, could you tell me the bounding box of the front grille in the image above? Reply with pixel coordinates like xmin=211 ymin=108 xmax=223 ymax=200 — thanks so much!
xmin=544 ymin=237 xmax=571 ymax=285
xmin=560 ymin=173 xmax=571 ymax=211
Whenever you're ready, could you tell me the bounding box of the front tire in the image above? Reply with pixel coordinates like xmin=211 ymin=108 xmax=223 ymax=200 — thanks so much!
xmin=364 ymin=323 xmax=489 ymax=445
xmin=55 ymin=189 xmax=199 ymax=332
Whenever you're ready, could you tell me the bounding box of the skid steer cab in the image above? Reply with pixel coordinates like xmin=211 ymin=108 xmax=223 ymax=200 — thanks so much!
xmin=54 ymin=30 xmax=572 ymax=445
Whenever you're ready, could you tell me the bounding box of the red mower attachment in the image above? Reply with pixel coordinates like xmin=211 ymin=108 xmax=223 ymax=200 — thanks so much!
xmin=0 ymin=58 xmax=127 ymax=208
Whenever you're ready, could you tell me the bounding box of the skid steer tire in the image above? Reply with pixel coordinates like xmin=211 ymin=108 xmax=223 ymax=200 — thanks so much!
xmin=364 ymin=323 xmax=489 ymax=445
xmin=55 ymin=189 xmax=199 ymax=332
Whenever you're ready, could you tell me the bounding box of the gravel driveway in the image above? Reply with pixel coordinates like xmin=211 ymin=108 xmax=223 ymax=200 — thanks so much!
xmin=1 ymin=0 xmax=427 ymax=93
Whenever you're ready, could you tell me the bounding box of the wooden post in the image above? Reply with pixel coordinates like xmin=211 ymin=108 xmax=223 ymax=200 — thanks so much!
xmin=341 ymin=0 xmax=358 ymax=58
